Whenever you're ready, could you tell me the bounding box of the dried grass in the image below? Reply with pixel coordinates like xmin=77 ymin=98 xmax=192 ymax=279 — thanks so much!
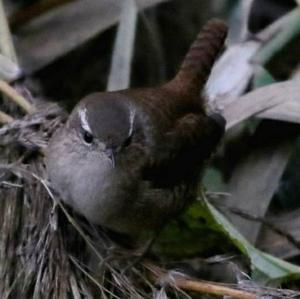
xmin=0 ymin=102 xmax=162 ymax=298
xmin=1 ymin=94 xmax=300 ymax=299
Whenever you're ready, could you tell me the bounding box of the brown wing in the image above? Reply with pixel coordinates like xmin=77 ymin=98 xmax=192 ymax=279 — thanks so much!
xmin=120 ymin=19 xmax=228 ymax=187
xmin=142 ymin=112 xmax=225 ymax=188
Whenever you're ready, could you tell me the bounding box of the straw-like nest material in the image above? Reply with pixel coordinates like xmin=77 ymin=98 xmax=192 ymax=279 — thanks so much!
xmin=1 ymin=88 xmax=300 ymax=299
xmin=0 ymin=100 xmax=166 ymax=298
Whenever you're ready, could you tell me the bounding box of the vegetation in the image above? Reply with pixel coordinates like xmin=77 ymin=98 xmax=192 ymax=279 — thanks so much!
xmin=1 ymin=0 xmax=300 ymax=298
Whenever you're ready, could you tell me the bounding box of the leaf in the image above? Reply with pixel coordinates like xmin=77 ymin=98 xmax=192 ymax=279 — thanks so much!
xmin=223 ymin=80 xmax=300 ymax=130
xmin=107 ymin=0 xmax=138 ymax=91
xmin=153 ymin=201 xmax=232 ymax=259
xmin=14 ymin=0 xmax=169 ymax=72
xmin=0 ymin=0 xmax=18 ymax=62
xmin=223 ymin=120 xmax=297 ymax=244
xmin=202 ymin=167 xmax=227 ymax=192
xmin=253 ymin=67 xmax=276 ymax=89
xmin=207 ymin=41 xmax=261 ymax=107
xmin=254 ymin=7 xmax=300 ymax=65
xmin=202 ymin=197 xmax=300 ymax=283
xmin=207 ymin=4 xmax=299 ymax=110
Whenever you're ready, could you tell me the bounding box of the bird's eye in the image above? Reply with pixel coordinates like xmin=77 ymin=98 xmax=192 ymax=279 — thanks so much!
xmin=83 ymin=130 xmax=94 ymax=144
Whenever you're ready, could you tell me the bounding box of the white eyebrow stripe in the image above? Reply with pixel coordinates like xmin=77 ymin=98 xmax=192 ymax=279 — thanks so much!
xmin=78 ymin=107 xmax=92 ymax=134
xmin=128 ymin=106 xmax=135 ymax=137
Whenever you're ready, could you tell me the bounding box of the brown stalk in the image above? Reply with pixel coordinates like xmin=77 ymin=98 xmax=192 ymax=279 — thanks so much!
xmin=145 ymin=263 xmax=256 ymax=299
xmin=0 ymin=80 xmax=36 ymax=113
xmin=0 ymin=110 xmax=14 ymax=123
xmin=174 ymin=277 xmax=256 ymax=299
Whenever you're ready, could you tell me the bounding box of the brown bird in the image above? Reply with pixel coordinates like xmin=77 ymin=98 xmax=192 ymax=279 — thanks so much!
xmin=45 ymin=19 xmax=227 ymax=237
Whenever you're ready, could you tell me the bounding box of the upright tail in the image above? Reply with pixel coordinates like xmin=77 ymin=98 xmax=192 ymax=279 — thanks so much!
xmin=169 ymin=19 xmax=227 ymax=96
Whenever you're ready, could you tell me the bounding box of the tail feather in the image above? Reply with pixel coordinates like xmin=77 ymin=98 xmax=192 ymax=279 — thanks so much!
xmin=171 ymin=19 xmax=227 ymax=96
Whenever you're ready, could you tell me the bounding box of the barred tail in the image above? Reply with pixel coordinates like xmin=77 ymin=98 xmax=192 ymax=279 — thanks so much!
xmin=170 ymin=19 xmax=227 ymax=96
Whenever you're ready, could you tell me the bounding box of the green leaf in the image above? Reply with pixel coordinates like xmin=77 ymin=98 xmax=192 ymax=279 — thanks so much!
xmin=202 ymin=196 xmax=300 ymax=283
xmin=253 ymin=67 xmax=276 ymax=89
xmin=153 ymin=201 xmax=233 ymax=259
xmin=202 ymin=168 xmax=227 ymax=192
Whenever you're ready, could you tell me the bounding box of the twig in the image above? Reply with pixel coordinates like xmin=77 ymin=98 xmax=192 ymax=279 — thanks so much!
xmin=146 ymin=264 xmax=256 ymax=299
xmin=0 ymin=0 xmax=17 ymax=62
xmin=174 ymin=278 xmax=255 ymax=299
xmin=0 ymin=181 xmax=23 ymax=188
xmin=0 ymin=110 xmax=14 ymax=123
xmin=3 ymin=266 xmax=26 ymax=299
xmin=69 ymin=256 xmax=119 ymax=299
xmin=0 ymin=80 xmax=36 ymax=113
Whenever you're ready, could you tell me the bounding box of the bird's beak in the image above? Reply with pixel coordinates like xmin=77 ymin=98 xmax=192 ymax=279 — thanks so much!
xmin=104 ymin=148 xmax=115 ymax=168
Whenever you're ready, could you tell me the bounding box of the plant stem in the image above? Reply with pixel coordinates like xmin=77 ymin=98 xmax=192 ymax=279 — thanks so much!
xmin=0 ymin=110 xmax=14 ymax=123
xmin=0 ymin=80 xmax=36 ymax=113
xmin=0 ymin=0 xmax=17 ymax=63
